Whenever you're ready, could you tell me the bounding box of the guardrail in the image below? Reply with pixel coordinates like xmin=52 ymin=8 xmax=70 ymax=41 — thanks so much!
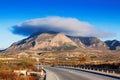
xmin=57 ymin=65 xmax=120 ymax=75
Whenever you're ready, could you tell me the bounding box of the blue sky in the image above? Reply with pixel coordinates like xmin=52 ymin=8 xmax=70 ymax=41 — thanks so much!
xmin=0 ymin=0 xmax=120 ymax=49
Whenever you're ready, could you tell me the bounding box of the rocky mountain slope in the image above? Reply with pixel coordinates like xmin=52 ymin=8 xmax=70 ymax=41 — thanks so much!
xmin=6 ymin=33 xmax=78 ymax=51
xmin=69 ymin=36 xmax=107 ymax=49
xmin=6 ymin=32 xmax=110 ymax=52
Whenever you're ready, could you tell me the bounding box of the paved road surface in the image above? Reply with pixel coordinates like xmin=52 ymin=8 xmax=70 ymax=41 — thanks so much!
xmin=45 ymin=67 xmax=120 ymax=80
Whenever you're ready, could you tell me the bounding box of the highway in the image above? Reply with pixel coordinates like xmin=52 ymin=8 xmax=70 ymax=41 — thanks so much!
xmin=45 ymin=67 xmax=120 ymax=80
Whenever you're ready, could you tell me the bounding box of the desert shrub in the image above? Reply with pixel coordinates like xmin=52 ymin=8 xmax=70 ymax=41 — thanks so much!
xmin=52 ymin=46 xmax=77 ymax=51
xmin=0 ymin=60 xmax=4 ymax=67
xmin=78 ymin=56 xmax=90 ymax=63
xmin=63 ymin=46 xmax=77 ymax=50
xmin=0 ymin=70 xmax=17 ymax=80
xmin=26 ymin=75 xmax=39 ymax=80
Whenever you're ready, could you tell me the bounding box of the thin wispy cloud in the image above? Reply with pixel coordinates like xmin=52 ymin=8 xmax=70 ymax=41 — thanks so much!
xmin=11 ymin=16 xmax=115 ymax=38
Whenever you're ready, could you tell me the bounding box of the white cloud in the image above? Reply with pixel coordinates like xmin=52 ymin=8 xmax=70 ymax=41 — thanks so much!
xmin=11 ymin=16 xmax=115 ymax=38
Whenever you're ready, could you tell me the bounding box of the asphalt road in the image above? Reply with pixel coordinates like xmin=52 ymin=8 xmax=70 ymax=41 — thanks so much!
xmin=45 ymin=67 xmax=120 ymax=80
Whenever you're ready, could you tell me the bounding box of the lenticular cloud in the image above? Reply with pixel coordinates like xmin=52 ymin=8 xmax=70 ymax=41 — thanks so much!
xmin=11 ymin=16 xmax=115 ymax=38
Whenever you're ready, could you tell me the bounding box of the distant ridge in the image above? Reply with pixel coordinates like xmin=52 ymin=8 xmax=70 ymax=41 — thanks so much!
xmin=105 ymin=40 xmax=120 ymax=50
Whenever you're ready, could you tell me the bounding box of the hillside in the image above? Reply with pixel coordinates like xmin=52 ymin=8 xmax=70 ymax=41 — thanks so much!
xmin=4 ymin=32 xmax=120 ymax=54
xmin=69 ymin=36 xmax=108 ymax=49
xmin=6 ymin=32 xmax=79 ymax=51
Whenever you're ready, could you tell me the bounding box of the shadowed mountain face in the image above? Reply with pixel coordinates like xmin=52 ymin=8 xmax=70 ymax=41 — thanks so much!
xmin=105 ymin=40 xmax=120 ymax=50
xmin=69 ymin=36 xmax=107 ymax=49
xmin=6 ymin=32 xmax=109 ymax=52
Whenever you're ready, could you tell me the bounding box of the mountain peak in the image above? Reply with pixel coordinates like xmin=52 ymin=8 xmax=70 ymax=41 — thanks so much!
xmin=33 ymin=32 xmax=78 ymax=50
xmin=49 ymin=33 xmax=78 ymax=47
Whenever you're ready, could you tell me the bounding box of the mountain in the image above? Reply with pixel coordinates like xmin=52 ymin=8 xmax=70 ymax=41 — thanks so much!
xmin=69 ymin=36 xmax=107 ymax=49
xmin=105 ymin=40 xmax=120 ymax=50
xmin=6 ymin=32 xmax=78 ymax=51
xmin=5 ymin=32 xmax=109 ymax=53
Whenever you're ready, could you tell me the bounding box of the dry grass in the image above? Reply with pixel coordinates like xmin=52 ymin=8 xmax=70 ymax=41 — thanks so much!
xmin=0 ymin=57 xmax=42 ymax=80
